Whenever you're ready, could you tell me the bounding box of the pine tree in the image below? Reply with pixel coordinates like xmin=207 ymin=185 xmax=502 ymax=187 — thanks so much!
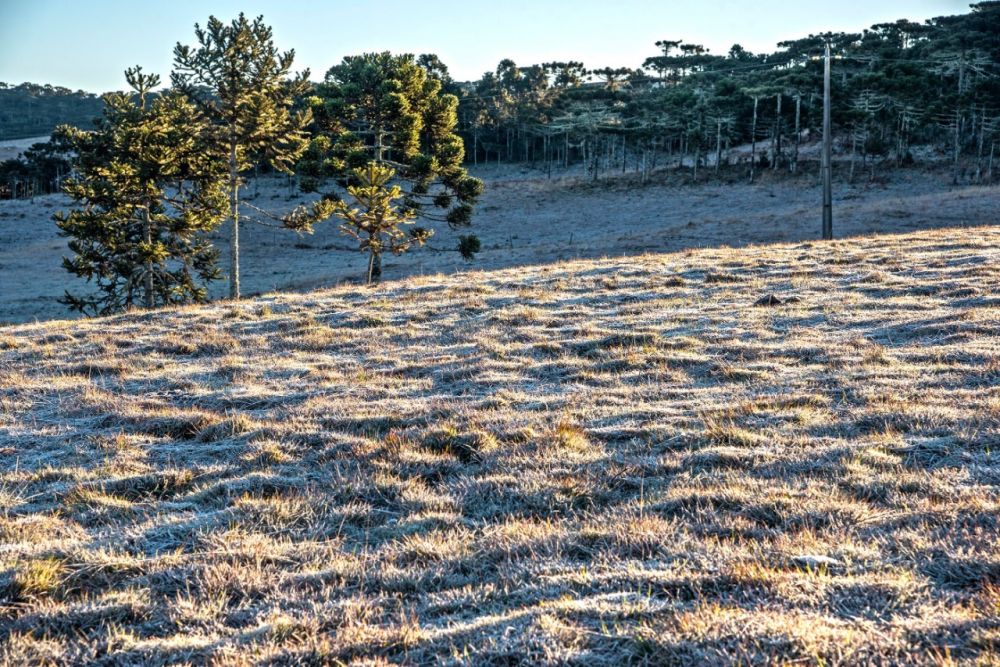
xmin=54 ymin=67 xmax=228 ymax=316
xmin=171 ymin=13 xmax=312 ymax=300
xmin=293 ymin=52 xmax=483 ymax=282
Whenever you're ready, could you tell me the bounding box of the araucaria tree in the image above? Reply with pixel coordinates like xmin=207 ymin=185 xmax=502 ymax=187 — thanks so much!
xmin=55 ymin=67 xmax=228 ymax=316
xmin=294 ymin=52 xmax=483 ymax=282
xmin=172 ymin=13 xmax=312 ymax=299
xmin=334 ymin=162 xmax=431 ymax=284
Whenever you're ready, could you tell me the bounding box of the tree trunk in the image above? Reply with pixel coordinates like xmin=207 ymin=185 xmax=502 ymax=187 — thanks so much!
xmin=143 ymin=205 xmax=153 ymax=309
xmin=545 ymin=133 xmax=551 ymax=179
xmin=896 ymin=113 xmax=905 ymax=168
xmin=770 ymin=98 xmax=777 ymax=170
xmin=692 ymin=119 xmax=701 ymax=180
xmin=750 ymin=96 xmax=759 ymax=183
xmin=977 ymin=108 xmax=986 ymax=182
xmin=953 ymin=108 xmax=962 ymax=185
xmin=229 ymin=137 xmax=240 ymax=300
xmin=715 ymin=119 xmax=723 ymax=175
xmin=849 ymin=131 xmax=858 ymax=183
xmin=366 ymin=251 xmax=382 ymax=285
xmin=988 ymin=142 xmax=995 ymax=184
xmin=593 ymin=137 xmax=600 ymax=181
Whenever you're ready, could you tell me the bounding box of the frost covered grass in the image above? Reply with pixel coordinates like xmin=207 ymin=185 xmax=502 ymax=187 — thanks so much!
xmin=1 ymin=225 xmax=999 ymax=665
xmin=3 ymin=165 xmax=999 ymax=325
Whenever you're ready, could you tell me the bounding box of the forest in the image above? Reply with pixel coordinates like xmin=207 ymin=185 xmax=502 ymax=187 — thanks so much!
xmin=0 ymin=82 xmax=104 ymax=141
xmin=451 ymin=2 xmax=1000 ymax=183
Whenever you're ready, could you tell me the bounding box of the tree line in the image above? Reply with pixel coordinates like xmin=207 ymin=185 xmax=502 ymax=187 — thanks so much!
xmin=0 ymin=83 xmax=104 ymax=141
xmin=457 ymin=2 xmax=1000 ymax=184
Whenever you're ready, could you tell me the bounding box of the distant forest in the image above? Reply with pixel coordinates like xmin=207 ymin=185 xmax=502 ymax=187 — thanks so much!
xmin=0 ymin=83 xmax=104 ymax=141
xmin=448 ymin=1 xmax=1000 ymax=182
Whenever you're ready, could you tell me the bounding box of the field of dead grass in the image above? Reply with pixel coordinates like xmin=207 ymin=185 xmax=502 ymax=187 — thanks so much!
xmin=4 ymin=165 xmax=999 ymax=325
xmin=1 ymin=226 xmax=998 ymax=665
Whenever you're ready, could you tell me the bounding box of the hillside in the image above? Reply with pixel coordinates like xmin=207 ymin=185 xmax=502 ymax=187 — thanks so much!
xmin=0 ymin=84 xmax=102 ymax=142
xmin=4 ymin=167 xmax=1000 ymax=325
xmin=1 ymin=227 xmax=998 ymax=665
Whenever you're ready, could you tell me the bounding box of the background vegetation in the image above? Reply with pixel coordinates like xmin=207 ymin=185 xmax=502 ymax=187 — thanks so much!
xmin=456 ymin=2 xmax=1000 ymax=183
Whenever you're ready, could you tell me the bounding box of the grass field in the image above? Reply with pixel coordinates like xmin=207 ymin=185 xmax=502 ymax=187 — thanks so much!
xmin=1 ymin=226 xmax=998 ymax=665
xmin=4 ymin=165 xmax=999 ymax=325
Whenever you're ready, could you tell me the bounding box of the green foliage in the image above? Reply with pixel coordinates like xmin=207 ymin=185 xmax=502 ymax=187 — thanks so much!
xmin=172 ymin=13 xmax=314 ymax=298
xmin=172 ymin=13 xmax=313 ymax=175
xmin=332 ymin=162 xmax=429 ymax=284
xmin=299 ymin=52 xmax=483 ymax=225
xmin=54 ymin=67 xmax=228 ymax=316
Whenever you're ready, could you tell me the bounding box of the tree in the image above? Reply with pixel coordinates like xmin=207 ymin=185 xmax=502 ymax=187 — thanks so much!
xmin=544 ymin=61 xmax=588 ymax=89
xmin=333 ymin=162 xmax=431 ymax=284
xmin=294 ymin=52 xmax=483 ymax=282
xmin=172 ymin=13 xmax=312 ymax=300
xmin=417 ymin=53 xmax=460 ymax=95
xmin=54 ymin=67 xmax=227 ymax=316
xmin=591 ymin=67 xmax=633 ymax=91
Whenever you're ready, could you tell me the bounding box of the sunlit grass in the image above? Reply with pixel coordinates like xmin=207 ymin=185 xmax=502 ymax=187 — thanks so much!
xmin=0 ymin=225 xmax=998 ymax=664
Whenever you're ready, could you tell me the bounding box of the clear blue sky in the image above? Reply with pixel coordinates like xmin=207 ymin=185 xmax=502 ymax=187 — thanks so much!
xmin=0 ymin=0 xmax=973 ymax=92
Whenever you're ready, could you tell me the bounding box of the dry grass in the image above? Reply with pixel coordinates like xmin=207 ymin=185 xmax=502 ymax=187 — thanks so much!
xmin=1 ymin=226 xmax=998 ymax=665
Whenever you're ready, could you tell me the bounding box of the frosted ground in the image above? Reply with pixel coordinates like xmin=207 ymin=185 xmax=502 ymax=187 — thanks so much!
xmin=1 ymin=162 xmax=997 ymax=324
xmin=1 ymin=223 xmax=998 ymax=664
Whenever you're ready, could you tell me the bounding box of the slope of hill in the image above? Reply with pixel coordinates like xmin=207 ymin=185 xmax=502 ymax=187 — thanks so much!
xmin=1 ymin=227 xmax=998 ymax=665
xmin=3 ymin=167 xmax=1000 ymax=325
xmin=0 ymin=136 xmax=49 ymax=162
xmin=0 ymin=83 xmax=102 ymax=142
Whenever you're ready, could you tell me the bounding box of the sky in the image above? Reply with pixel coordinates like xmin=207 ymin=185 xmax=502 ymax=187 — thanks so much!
xmin=0 ymin=0 xmax=974 ymax=92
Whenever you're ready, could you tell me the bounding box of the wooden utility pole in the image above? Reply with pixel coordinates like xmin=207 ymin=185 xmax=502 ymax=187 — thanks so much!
xmin=988 ymin=142 xmax=995 ymax=184
xmin=716 ymin=118 xmax=723 ymax=174
xmin=821 ymin=43 xmax=833 ymax=241
xmin=229 ymin=136 xmax=241 ymax=298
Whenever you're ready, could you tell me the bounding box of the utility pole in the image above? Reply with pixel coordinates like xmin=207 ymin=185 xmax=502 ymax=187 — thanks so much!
xmin=716 ymin=118 xmax=723 ymax=175
xmin=821 ymin=42 xmax=833 ymax=240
